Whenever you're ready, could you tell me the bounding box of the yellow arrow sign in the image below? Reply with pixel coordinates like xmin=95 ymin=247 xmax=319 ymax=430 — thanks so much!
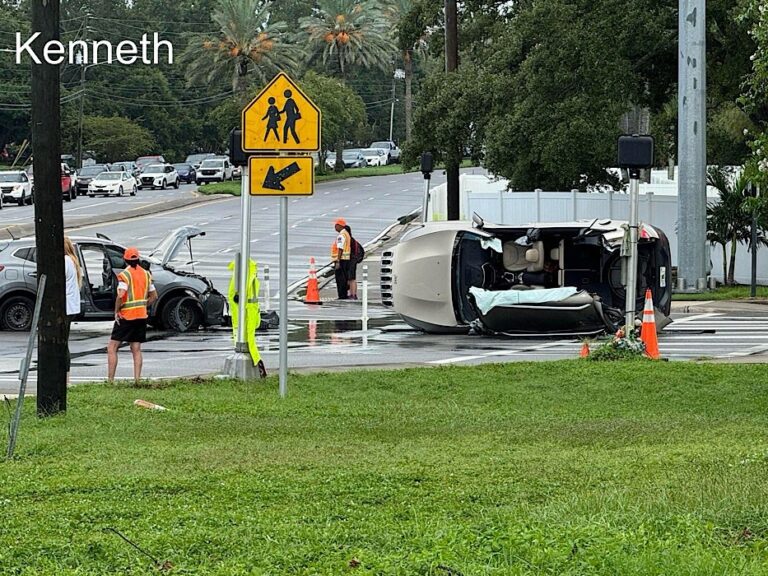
xmin=249 ymin=156 xmax=314 ymax=196
xmin=242 ymin=73 xmax=321 ymax=153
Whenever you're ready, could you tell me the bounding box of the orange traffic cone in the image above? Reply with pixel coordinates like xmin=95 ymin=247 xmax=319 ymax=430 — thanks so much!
xmin=304 ymin=257 xmax=322 ymax=305
xmin=640 ymin=288 xmax=660 ymax=359
xmin=580 ymin=341 xmax=590 ymax=358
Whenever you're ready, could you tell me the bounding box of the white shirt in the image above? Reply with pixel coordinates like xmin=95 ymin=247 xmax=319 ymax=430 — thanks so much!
xmin=64 ymin=255 xmax=81 ymax=315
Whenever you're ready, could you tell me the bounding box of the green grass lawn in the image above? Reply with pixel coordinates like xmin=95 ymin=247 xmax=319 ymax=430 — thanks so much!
xmin=200 ymin=161 xmax=476 ymax=196
xmin=673 ymin=284 xmax=768 ymax=301
xmin=4 ymin=361 xmax=768 ymax=574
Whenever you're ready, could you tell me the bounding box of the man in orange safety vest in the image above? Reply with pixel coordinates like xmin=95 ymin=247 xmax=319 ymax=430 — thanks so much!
xmin=331 ymin=217 xmax=351 ymax=299
xmin=107 ymin=246 xmax=158 ymax=383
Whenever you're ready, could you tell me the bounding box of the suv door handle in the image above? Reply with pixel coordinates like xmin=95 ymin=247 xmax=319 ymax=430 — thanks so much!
xmin=27 ymin=271 xmax=37 ymax=278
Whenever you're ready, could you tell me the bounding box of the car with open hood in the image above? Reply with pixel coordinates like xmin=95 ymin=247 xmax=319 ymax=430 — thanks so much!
xmin=0 ymin=226 xmax=227 ymax=332
xmin=381 ymin=218 xmax=672 ymax=336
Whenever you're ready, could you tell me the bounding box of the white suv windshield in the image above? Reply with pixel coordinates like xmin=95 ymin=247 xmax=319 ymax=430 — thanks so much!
xmin=97 ymin=173 xmax=121 ymax=181
xmin=371 ymin=142 xmax=390 ymax=149
xmin=146 ymin=165 xmax=165 ymax=173
xmin=200 ymin=160 xmax=224 ymax=168
xmin=0 ymin=173 xmax=25 ymax=182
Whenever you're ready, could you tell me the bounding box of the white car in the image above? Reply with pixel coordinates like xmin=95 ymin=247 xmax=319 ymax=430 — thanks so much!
xmin=196 ymin=158 xmax=233 ymax=184
xmin=138 ymin=164 xmax=179 ymax=190
xmin=0 ymin=170 xmax=34 ymax=206
xmin=87 ymin=171 xmax=137 ymax=197
xmin=370 ymin=140 xmax=401 ymax=164
xmin=360 ymin=148 xmax=388 ymax=167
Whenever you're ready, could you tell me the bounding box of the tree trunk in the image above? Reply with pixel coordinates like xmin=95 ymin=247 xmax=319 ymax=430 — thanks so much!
xmin=335 ymin=48 xmax=346 ymax=173
xmin=404 ymin=50 xmax=413 ymax=141
xmin=728 ymin=235 xmax=738 ymax=285
xmin=722 ymin=243 xmax=727 ymax=285
xmin=32 ymin=0 xmax=66 ymax=416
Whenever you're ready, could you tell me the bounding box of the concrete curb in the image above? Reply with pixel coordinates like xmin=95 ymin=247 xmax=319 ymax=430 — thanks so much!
xmin=0 ymin=192 xmax=230 ymax=241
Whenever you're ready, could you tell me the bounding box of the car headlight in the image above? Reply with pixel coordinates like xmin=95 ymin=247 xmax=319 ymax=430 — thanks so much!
xmin=12 ymin=184 xmax=22 ymax=191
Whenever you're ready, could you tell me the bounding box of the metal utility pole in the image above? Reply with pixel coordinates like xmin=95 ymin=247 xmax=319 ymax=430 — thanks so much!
xmin=444 ymin=0 xmax=460 ymax=220
xmin=76 ymin=12 xmax=88 ymax=170
xmin=31 ymin=0 xmax=67 ymax=416
xmin=677 ymin=0 xmax=707 ymax=290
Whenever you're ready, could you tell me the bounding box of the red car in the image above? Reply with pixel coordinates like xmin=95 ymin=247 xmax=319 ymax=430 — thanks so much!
xmin=61 ymin=163 xmax=75 ymax=202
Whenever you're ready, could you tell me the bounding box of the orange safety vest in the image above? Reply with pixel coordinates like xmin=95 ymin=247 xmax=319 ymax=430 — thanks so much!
xmin=117 ymin=265 xmax=152 ymax=320
xmin=330 ymin=229 xmax=351 ymax=261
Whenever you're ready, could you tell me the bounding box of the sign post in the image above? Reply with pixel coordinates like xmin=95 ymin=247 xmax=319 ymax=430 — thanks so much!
xmin=617 ymin=135 xmax=654 ymax=330
xmin=241 ymin=73 xmax=321 ymax=397
xmin=224 ymin=131 xmax=260 ymax=380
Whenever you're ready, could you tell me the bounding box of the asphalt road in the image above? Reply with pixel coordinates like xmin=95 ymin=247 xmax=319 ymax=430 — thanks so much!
xmin=2 ymin=308 xmax=767 ymax=394
xmin=65 ymin=169 xmax=469 ymax=295
xmin=0 ymin=182 xmax=199 ymax=226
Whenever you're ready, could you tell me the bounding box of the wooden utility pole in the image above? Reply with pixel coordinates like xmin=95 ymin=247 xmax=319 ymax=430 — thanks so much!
xmin=31 ymin=0 xmax=67 ymax=415
xmin=445 ymin=0 xmax=460 ymax=220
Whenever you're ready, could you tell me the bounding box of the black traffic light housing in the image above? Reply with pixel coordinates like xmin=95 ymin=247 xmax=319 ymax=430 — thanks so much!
xmin=617 ymin=135 xmax=654 ymax=177
xmin=229 ymin=128 xmax=249 ymax=167
xmin=420 ymin=151 xmax=434 ymax=178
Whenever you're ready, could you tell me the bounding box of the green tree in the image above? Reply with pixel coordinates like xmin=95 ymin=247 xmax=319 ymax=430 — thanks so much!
xmin=182 ymin=0 xmax=301 ymax=97
xmin=706 ymin=166 xmax=753 ymax=285
xmin=82 ymin=116 xmax=156 ymax=163
xmin=403 ymin=67 xmax=489 ymax=171
xmin=300 ymin=71 xmax=366 ymax=173
xmin=389 ymin=0 xmax=437 ymax=141
xmin=300 ymin=0 xmax=394 ymax=171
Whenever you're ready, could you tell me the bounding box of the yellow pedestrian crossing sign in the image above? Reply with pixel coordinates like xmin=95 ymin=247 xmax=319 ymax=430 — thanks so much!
xmin=241 ymin=72 xmax=321 ymax=153
xmin=248 ymin=156 xmax=314 ymax=196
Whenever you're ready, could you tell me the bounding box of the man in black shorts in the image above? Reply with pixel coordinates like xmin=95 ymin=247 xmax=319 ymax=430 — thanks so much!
xmin=107 ymin=247 xmax=157 ymax=384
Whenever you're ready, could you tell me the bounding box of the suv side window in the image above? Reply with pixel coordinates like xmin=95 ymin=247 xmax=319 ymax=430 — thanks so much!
xmin=13 ymin=247 xmax=36 ymax=262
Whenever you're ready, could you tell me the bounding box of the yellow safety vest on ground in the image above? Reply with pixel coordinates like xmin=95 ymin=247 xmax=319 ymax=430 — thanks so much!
xmin=228 ymin=259 xmax=262 ymax=366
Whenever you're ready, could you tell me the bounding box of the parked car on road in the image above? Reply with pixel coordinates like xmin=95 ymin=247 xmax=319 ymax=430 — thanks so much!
xmin=136 ymin=155 xmax=166 ymax=173
xmin=184 ymin=153 xmax=216 ymax=170
xmin=360 ymin=148 xmax=388 ymax=167
xmin=75 ymin=164 xmax=110 ymax=196
xmin=138 ymin=164 xmax=179 ymax=190
xmin=0 ymin=226 xmax=227 ymax=333
xmin=326 ymin=149 xmax=365 ymax=170
xmin=0 ymin=171 xmax=34 ymax=206
xmin=61 ymin=163 xmax=76 ymax=202
xmin=111 ymin=161 xmax=141 ymax=180
xmin=370 ymin=140 xmax=401 ymax=164
xmin=196 ymin=158 xmax=233 ymax=184
xmin=173 ymin=163 xmax=197 ymax=184
xmin=88 ymin=171 xmax=137 ymax=197
xmin=381 ymin=219 xmax=672 ymax=336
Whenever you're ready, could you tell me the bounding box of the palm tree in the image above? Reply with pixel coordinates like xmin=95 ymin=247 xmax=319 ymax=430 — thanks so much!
xmin=300 ymin=0 xmax=394 ymax=81
xmin=385 ymin=0 xmax=429 ymax=141
xmin=706 ymin=166 xmax=752 ymax=285
xmin=300 ymin=0 xmax=395 ymax=171
xmin=183 ymin=0 xmax=302 ymax=99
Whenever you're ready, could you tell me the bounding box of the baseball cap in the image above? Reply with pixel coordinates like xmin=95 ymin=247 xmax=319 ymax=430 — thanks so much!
xmin=335 ymin=217 xmax=346 ymax=227
xmin=124 ymin=247 xmax=140 ymax=260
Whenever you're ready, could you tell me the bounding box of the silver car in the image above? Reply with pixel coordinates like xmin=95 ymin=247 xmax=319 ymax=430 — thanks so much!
xmin=0 ymin=226 xmax=227 ymax=332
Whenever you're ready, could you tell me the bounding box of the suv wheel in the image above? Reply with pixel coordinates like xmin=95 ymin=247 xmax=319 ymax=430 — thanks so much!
xmin=118 ymin=186 xmax=124 ymax=197
xmin=0 ymin=295 xmax=34 ymax=331
xmin=161 ymin=179 xmax=166 ymax=190
xmin=160 ymin=296 xmax=201 ymax=333
xmin=65 ymin=188 xmax=72 ymax=202
xmin=130 ymin=185 xmax=137 ymax=196
xmin=173 ymin=178 xmax=179 ymax=189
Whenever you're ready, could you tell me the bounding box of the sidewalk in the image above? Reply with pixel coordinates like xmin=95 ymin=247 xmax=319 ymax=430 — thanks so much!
xmin=671 ymin=299 xmax=768 ymax=314
xmin=292 ymin=219 xmax=416 ymax=304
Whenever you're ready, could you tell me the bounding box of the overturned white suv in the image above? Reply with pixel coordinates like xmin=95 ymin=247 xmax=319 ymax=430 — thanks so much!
xmin=381 ymin=218 xmax=672 ymax=336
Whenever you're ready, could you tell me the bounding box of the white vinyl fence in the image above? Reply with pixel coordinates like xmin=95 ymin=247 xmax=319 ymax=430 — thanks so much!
xmin=427 ymin=174 xmax=768 ymax=285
